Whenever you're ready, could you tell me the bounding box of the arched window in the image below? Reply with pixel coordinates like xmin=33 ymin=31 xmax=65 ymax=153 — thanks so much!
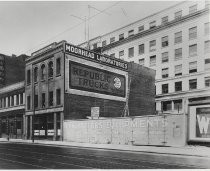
xmin=48 ymin=61 xmax=53 ymax=78
xmin=34 ymin=67 xmax=38 ymax=83
xmin=41 ymin=64 xmax=46 ymax=80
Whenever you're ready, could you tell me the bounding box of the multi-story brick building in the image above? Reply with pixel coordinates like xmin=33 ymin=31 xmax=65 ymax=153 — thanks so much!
xmin=79 ymin=1 xmax=210 ymax=114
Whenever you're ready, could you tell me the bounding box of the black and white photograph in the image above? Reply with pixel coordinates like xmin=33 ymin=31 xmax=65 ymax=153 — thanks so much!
xmin=0 ymin=0 xmax=210 ymax=169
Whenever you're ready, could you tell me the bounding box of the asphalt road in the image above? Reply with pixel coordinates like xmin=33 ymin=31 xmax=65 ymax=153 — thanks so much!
xmin=0 ymin=142 xmax=209 ymax=169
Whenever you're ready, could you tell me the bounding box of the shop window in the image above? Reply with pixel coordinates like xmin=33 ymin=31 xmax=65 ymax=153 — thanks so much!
xmin=162 ymin=52 xmax=169 ymax=63
xmin=204 ymin=40 xmax=210 ymax=54
xmin=20 ymin=93 xmax=23 ymax=104
xmin=149 ymin=40 xmax=156 ymax=51
xmin=17 ymin=121 xmax=22 ymax=129
xmin=189 ymin=4 xmax=197 ymax=14
xmin=119 ymin=33 xmax=124 ymax=41
xmin=128 ymin=30 xmax=134 ymax=37
xmin=205 ymin=76 xmax=210 ymax=87
xmin=189 ymin=61 xmax=197 ymax=73
xmin=102 ymin=40 xmax=106 ymax=47
xmin=162 ymin=36 xmax=169 ymax=48
xmin=162 ymin=101 xmax=172 ymax=111
xmin=174 ymin=100 xmax=182 ymax=112
xmin=205 ymin=58 xmax=210 ymax=70
xmin=27 ymin=69 xmax=31 ymax=85
xmin=42 ymin=93 xmax=45 ymax=108
xmin=150 ymin=55 xmax=156 ymax=66
xmin=138 ymin=25 xmax=144 ymax=32
xmin=41 ymin=64 xmax=46 ymax=80
xmin=205 ymin=22 xmax=210 ymax=35
xmin=189 ymin=79 xmax=197 ymax=90
xmin=139 ymin=58 xmax=145 ymax=66
xmin=175 ymin=81 xmax=182 ymax=92
xmin=189 ymin=44 xmax=197 ymax=57
xmin=119 ymin=50 xmax=124 ymax=59
xmin=34 ymin=94 xmax=38 ymax=109
xmin=56 ymin=58 xmax=61 ymax=76
xmin=110 ymin=37 xmax=115 ymax=44
xmin=34 ymin=67 xmax=38 ymax=83
xmin=27 ymin=96 xmax=31 ymax=110
xmin=139 ymin=44 xmax=144 ymax=55
xmin=162 ymin=84 xmax=168 ymax=94
xmin=49 ymin=91 xmax=53 ymax=107
xmin=56 ymin=89 xmax=61 ymax=105
xmin=162 ymin=68 xmax=169 ymax=78
xmin=48 ymin=61 xmax=53 ymax=78
xmin=128 ymin=47 xmax=134 ymax=58
xmin=174 ymin=10 xmax=182 ymax=19
xmin=161 ymin=16 xmax=168 ymax=24
xmin=149 ymin=21 xmax=156 ymax=29
xmin=189 ymin=27 xmax=197 ymax=40
xmin=174 ymin=31 xmax=182 ymax=44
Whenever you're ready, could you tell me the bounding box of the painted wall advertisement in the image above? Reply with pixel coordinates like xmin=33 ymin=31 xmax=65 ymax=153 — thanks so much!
xmin=189 ymin=105 xmax=210 ymax=142
xmin=69 ymin=61 xmax=126 ymax=97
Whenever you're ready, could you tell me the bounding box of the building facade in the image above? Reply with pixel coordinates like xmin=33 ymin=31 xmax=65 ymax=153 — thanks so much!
xmin=79 ymin=1 xmax=210 ymax=115
xmin=0 ymin=81 xmax=25 ymax=139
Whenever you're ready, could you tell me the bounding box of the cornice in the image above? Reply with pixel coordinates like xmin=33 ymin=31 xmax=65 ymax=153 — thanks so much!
xmin=0 ymin=81 xmax=25 ymax=94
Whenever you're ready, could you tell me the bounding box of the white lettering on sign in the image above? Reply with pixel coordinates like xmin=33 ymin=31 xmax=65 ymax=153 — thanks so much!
xmin=197 ymin=115 xmax=210 ymax=134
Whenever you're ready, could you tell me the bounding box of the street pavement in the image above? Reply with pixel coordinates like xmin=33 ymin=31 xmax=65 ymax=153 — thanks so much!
xmin=0 ymin=141 xmax=210 ymax=169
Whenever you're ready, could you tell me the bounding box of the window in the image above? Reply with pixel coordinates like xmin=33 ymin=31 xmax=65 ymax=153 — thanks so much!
xmin=162 ymin=68 xmax=169 ymax=78
xmin=175 ymin=48 xmax=182 ymax=60
xmin=128 ymin=30 xmax=134 ymax=37
xmin=174 ymin=10 xmax=182 ymax=19
xmin=189 ymin=27 xmax=197 ymax=40
xmin=56 ymin=58 xmax=61 ymax=76
xmin=119 ymin=33 xmax=124 ymax=41
xmin=189 ymin=61 xmax=197 ymax=73
xmin=205 ymin=22 xmax=210 ymax=35
xmin=206 ymin=0 xmax=210 ymax=8
xmin=34 ymin=94 xmax=38 ymax=109
xmin=205 ymin=40 xmax=210 ymax=54
xmin=150 ymin=55 xmax=156 ymax=66
xmin=162 ymin=36 xmax=169 ymax=47
xmin=93 ymin=43 xmax=97 ymax=49
xmin=162 ymin=101 xmax=172 ymax=111
xmin=149 ymin=40 xmax=156 ymax=51
xmin=48 ymin=61 xmax=53 ymax=78
xmin=11 ymin=96 xmax=14 ymax=106
xmin=139 ymin=44 xmax=144 ymax=54
xmin=205 ymin=58 xmax=210 ymax=70
xmin=27 ymin=96 xmax=31 ymax=110
xmin=189 ymin=5 xmax=197 ymax=14
xmin=8 ymin=97 xmax=10 ymax=107
xmin=102 ymin=40 xmax=106 ymax=47
xmin=189 ymin=79 xmax=197 ymax=90
xmin=41 ymin=64 xmax=46 ymax=80
xmin=0 ymin=99 xmax=1 ymax=108
xmin=162 ymin=84 xmax=168 ymax=94
xmin=174 ymin=31 xmax=182 ymax=44
xmin=20 ymin=93 xmax=23 ymax=104
xmin=139 ymin=58 xmax=145 ymax=66
xmin=110 ymin=37 xmax=115 ymax=44
xmin=16 ymin=94 xmax=19 ymax=105
xmin=175 ymin=81 xmax=182 ymax=91
xmin=119 ymin=50 xmax=124 ymax=58
xmin=162 ymin=52 xmax=169 ymax=63
xmin=56 ymin=89 xmax=61 ymax=105
xmin=149 ymin=21 xmax=156 ymax=29
xmin=42 ymin=93 xmax=45 ymax=108
xmin=128 ymin=47 xmax=134 ymax=58
xmin=174 ymin=100 xmax=182 ymax=111
xmin=27 ymin=69 xmax=31 ymax=85
xmin=138 ymin=25 xmax=144 ymax=32
xmin=189 ymin=44 xmax=197 ymax=57
xmin=49 ymin=91 xmax=53 ymax=106
xmin=175 ymin=64 xmax=182 ymax=76
xmin=205 ymin=76 xmax=210 ymax=87
xmin=110 ymin=53 xmax=115 ymax=58
xmin=161 ymin=16 xmax=168 ymax=24
xmin=34 ymin=67 xmax=38 ymax=83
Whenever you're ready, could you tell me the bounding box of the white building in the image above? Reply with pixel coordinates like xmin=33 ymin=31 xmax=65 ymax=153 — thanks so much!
xmin=79 ymin=1 xmax=210 ymax=114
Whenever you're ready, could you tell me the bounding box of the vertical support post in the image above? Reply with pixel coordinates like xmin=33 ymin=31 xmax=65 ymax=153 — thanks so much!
xmin=25 ymin=116 xmax=28 ymax=139
xmin=30 ymin=115 xmax=33 ymax=140
xmin=60 ymin=112 xmax=64 ymax=141
xmin=53 ymin=113 xmax=57 ymax=141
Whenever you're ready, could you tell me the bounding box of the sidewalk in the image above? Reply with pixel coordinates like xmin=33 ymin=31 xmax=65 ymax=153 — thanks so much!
xmin=1 ymin=138 xmax=210 ymax=158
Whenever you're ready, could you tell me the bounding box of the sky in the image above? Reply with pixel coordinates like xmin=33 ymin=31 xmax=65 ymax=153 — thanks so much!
xmin=0 ymin=0 xmax=181 ymax=56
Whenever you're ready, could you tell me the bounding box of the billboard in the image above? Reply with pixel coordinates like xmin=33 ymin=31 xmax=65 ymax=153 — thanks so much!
xmin=189 ymin=105 xmax=210 ymax=142
xmin=69 ymin=61 xmax=126 ymax=97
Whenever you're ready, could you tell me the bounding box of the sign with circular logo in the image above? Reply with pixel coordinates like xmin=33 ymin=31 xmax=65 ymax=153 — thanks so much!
xmin=114 ymin=77 xmax=121 ymax=89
